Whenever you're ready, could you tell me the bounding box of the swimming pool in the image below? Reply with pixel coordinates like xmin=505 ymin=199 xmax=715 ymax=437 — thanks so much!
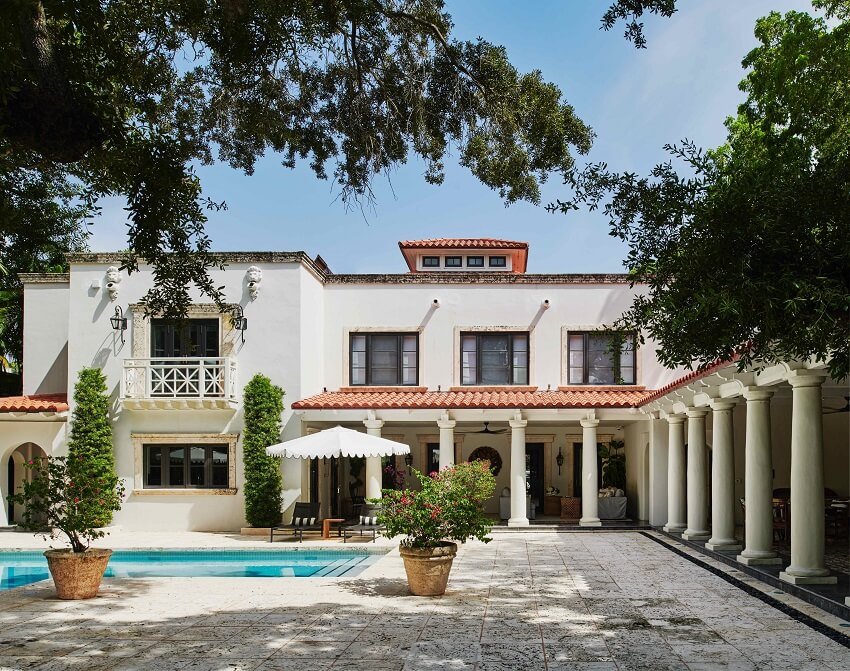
xmin=0 ymin=548 xmax=386 ymax=590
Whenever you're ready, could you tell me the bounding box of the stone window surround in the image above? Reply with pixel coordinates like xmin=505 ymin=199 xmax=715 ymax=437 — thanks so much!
xmin=131 ymin=432 xmax=239 ymax=495
xmin=560 ymin=325 xmax=641 ymax=387
xmin=129 ymin=303 xmax=239 ymax=359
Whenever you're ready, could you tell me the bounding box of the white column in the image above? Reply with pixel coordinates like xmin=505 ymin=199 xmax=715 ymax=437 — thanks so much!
xmin=706 ymin=400 xmax=741 ymax=551
xmin=579 ymin=417 xmax=602 ymax=527
xmin=683 ymin=409 xmax=711 ymax=540
xmin=437 ymin=413 xmax=456 ymax=471
xmin=508 ymin=413 xmax=529 ymax=527
xmin=780 ymin=373 xmax=836 ymax=585
xmin=648 ymin=416 xmax=669 ymax=527
xmin=363 ymin=417 xmax=384 ymax=501
xmin=663 ymin=416 xmax=687 ymax=532
xmin=738 ymin=388 xmax=781 ymax=565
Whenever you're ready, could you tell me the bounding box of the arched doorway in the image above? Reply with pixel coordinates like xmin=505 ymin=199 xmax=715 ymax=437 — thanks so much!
xmin=6 ymin=442 xmax=46 ymax=524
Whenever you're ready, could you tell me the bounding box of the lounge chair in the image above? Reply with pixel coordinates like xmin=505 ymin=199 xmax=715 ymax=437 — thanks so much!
xmin=270 ymin=502 xmax=321 ymax=543
xmin=342 ymin=505 xmax=384 ymax=543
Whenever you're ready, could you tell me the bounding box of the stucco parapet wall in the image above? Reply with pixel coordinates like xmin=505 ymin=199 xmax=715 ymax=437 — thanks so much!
xmin=65 ymin=251 xmax=328 ymax=280
xmin=325 ymin=272 xmax=633 ymax=284
xmin=18 ymin=273 xmax=70 ymax=284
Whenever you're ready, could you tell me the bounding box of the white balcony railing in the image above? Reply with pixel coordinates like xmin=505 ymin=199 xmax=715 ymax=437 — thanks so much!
xmin=121 ymin=357 xmax=238 ymax=409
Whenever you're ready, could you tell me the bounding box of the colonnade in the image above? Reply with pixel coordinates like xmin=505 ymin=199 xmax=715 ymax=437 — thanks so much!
xmin=361 ymin=410 xmax=604 ymax=529
xmin=659 ymin=371 xmax=837 ymax=585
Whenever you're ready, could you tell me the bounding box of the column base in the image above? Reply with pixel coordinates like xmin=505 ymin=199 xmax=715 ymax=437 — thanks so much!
xmin=507 ymin=518 xmax=529 ymax=527
xmin=779 ymin=571 xmax=837 ymax=586
xmin=682 ymin=529 xmax=711 ymax=541
xmin=737 ymin=553 xmax=782 ymax=566
xmin=579 ymin=518 xmax=602 ymax=527
xmin=662 ymin=524 xmax=686 ymax=533
xmin=704 ymin=541 xmax=742 ymax=552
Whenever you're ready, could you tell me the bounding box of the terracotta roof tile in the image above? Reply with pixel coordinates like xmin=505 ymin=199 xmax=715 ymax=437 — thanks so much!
xmin=398 ymin=238 xmax=527 ymax=250
xmin=292 ymin=388 xmax=651 ymax=410
xmin=0 ymin=394 xmax=69 ymax=413
xmin=638 ymin=357 xmax=739 ymax=406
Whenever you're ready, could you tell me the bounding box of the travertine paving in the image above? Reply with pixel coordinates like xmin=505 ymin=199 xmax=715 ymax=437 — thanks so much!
xmin=0 ymin=531 xmax=847 ymax=670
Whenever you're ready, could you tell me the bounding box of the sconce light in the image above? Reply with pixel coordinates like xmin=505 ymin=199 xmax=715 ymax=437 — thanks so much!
xmin=233 ymin=305 xmax=248 ymax=343
xmin=110 ymin=306 xmax=127 ymax=344
xmin=404 ymin=452 xmax=413 ymax=468
xmin=556 ymin=446 xmax=564 ymax=475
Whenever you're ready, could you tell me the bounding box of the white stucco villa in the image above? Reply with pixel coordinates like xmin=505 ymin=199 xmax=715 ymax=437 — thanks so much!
xmin=0 ymin=238 xmax=847 ymax=591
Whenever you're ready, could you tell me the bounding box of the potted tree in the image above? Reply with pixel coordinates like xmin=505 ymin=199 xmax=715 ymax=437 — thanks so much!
xmin=377 ymin=460 xmax=496 ymax=596
xmin=8 ymin=456 xmax=125 ymax=599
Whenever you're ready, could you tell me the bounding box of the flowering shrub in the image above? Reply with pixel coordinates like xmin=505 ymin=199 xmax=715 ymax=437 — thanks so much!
xmin=377 ymin=461 xmax=496 ymax=548
xmin=383 ymin=463 xmax=407 ymax=489
xmin=7 ymin=456 xmax=125 ymax=553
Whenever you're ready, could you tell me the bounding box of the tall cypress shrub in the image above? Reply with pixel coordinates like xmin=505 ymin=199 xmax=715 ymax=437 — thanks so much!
xmin=243 ymin=374 xmax=284 ymax=527
xmin=66 ymin=367 xmax=117 ymax=526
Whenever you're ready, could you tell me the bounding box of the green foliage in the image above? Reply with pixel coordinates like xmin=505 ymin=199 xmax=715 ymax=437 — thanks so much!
xmin=553 ymin=3 xmax=850 ymax=380
xmin=8 ymin=456 xmax=125 ymax=553
xmin=378 ymin=461 xmax=496 ymax=548
xmin=0 ymin=0 xmax=596 ymax=320
xmin=0 ymin=164 xmax=89 ymax=369
xmin=67 ymin=368 xmax=118 ymax=527
xmin=601 ymin=1 xmax=678 ymax=49
xmin=600 ymin=439 xmax=626 ymax=490
xmin=242 ymin=374 xmax=284 ymax=528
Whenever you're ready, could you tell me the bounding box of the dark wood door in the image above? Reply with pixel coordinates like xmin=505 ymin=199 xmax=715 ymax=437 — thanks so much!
xmin=526 ymin=443 xmax=544 ymax=514
xmin=573 ymin=442 xmax=603 ymax=497
xmin=151 ymin=319 xmax=219 ymax=357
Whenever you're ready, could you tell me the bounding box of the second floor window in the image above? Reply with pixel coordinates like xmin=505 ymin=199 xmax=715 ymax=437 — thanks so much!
xmin=568 ymin=332 xmax=636 ymax=384
xmin=461 ymin=332 xmax=528 ymax=385
xmin=350 ymin=333 xmax=418 ymax=386
xmin=422 ymin=256 xmax=440 ymax=267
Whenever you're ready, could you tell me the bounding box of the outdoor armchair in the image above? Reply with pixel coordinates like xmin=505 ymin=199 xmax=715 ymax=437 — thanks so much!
xmin=270 ymin=501 xmax=322 ymax=543
xmin=342 ymin=505 xmax=384 ymax=543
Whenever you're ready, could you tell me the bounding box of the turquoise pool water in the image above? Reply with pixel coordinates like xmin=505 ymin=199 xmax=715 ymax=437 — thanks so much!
xmin=0 ymin=548 xmax=385 ymax=590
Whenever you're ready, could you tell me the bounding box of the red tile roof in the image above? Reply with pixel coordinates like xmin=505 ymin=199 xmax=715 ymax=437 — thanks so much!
xmin=638 ymin=357 xmax=739 ymax=406
xmin=291 ymin=387 xmax=651 ymax=410
xmin=398 ymin=239 xmax=528 ymax=250
xmin=0 ymin=394 xmax=69 ymax=413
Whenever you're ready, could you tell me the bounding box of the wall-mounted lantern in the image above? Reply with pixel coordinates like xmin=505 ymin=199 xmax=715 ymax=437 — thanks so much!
xmin=233 ymin=305 xmax=247 ymax=343
xmin=110 ymin=306 xmax=127 ymax=344
xmin=556 ymin=445 xmax=564 ymax=475
xmin=404 ymin=452 xmax=413 ymax=468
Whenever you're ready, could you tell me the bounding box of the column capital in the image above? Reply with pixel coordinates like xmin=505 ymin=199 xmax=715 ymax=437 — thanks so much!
xmin=509 ymin=418 xmax=528 ymax=429
xmin=436 ymin=413 xmax=456 ymax=430
xmin=709 ymin=399 xmax=737 ymax=411
xmin=666 ymin=415 xmax=686 ymax=425
xmin=786 ymin=369 xmax=828 ymax=388
xmin=363 ymin=418 xmax=384 ymax=430
xmin=579 ymin=418 xmax=600 ymax=428
xmin=686 ymin=408 xmax=709 ymax=419
xmin=743 ymin=386 xmax=774 ymax=402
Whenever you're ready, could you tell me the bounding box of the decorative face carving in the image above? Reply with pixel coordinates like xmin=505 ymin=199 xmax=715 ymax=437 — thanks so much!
xmin=105 ymin=266 xmax=122 ymax=301
xmin=246 ymin=266 xmax=262 ymax=283
xmin=246 ymin=266 xmax=262 ymax=300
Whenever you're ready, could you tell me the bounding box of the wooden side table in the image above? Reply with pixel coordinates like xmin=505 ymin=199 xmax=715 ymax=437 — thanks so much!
xmin=322 ymin=518 xmax=345 ymax=539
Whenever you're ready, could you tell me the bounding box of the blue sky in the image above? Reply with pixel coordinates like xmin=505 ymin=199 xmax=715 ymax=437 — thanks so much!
xmin=89 ymin=0 xmax=813 ymax=274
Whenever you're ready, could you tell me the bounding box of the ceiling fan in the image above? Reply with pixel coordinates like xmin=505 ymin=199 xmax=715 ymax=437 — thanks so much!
xmin=823 ymin=396 xmax=850 ymax=415
xmin=457 ymin=421 xmax=508 ymax=435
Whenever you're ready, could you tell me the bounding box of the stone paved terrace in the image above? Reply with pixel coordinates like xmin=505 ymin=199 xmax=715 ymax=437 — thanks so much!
xmin=0 ymin=530 xmax=847 ymax=670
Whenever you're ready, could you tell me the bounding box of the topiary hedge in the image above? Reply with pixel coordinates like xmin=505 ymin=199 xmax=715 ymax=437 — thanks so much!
xmin=66 ymin=367 xmax=118 ymax=526
xmin=242 ymin=374 xmax=284 ymax=527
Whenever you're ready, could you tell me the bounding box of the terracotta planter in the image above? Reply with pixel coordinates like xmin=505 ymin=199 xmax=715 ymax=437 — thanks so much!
xmin=399 ymin=542 xmax=457 ymax=596
xmin=44 ymin=548 xmax=112 ymax=600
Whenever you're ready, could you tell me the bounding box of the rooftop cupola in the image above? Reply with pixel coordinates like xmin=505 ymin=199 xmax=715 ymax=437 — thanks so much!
xmin=398 ymin=238 xmax=528 ymax=273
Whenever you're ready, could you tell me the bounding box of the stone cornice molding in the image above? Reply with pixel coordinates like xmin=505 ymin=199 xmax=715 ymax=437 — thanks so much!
xmin=18 ymin=273 xmax=69 ymax=284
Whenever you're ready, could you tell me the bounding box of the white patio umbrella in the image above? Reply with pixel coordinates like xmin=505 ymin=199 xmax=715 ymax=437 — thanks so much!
xmin=265 ymin=425 xmax=410 ymax=459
